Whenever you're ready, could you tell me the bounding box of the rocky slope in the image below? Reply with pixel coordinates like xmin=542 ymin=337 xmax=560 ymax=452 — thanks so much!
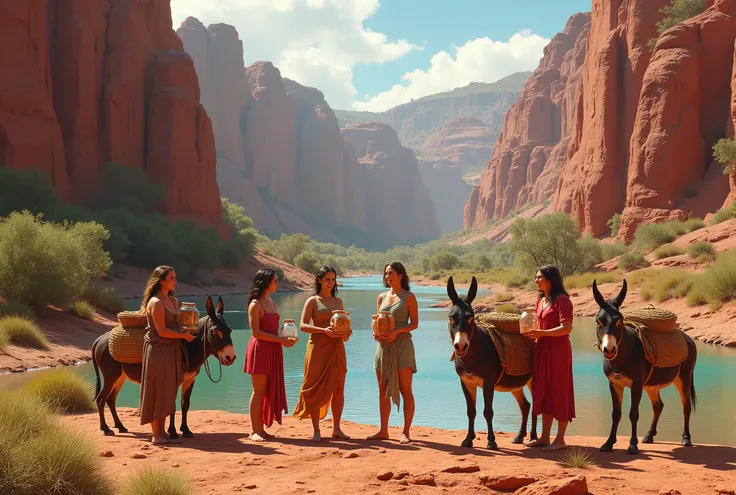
xmin=555 ymin=0 xmax=736 ymax=241
xmin=464 ymin=13 xmax=592 ymax=229
xmin=420 ymin=117 xmax=498 ymax=172
xmin=177 ymin=18 xmax=440 ymax=248
xmin=0 ymin=0 xmax=224 ymax=232
xmin=335 ymin=72 xmax=530 ymax=150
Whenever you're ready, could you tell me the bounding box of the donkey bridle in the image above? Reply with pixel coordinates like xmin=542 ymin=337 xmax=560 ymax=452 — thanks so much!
xmin=448 ymin=317 xmax=477 ymax=359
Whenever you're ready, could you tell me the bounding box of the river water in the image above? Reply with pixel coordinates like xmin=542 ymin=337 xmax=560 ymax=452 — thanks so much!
xmin=3 ymin=275 xmax=735 ymax=445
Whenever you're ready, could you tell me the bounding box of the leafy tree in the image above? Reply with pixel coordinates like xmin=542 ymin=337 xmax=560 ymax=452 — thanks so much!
xmin=608 ymin=213 xmax=622 ymax=237
xmin=432 ymin=250 xmax=459 ymax=271
xmin=0 ymin=168 xmax=59 ymax=217
xmin=508 ymin=213 xmax=602 ymax=277
xmin=648 ymin=0 xmax=706 ymax=50
xmin=294 ymin=251 xmax=320 ymax=274
xmin=221 ymin=198 xmax=258 ymax=264
xmin=272 ymin=233 xmax=311 ymax=264
xmin=87 ymin=162 xmax=166 ymax=213
xmin=713 ymin=137 xmax=736 ymax=175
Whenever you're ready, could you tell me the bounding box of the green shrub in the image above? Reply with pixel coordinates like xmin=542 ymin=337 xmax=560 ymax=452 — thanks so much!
xmin=0 ymin=317 xmax=49 ymax=350
xmin=121 ymin=465 xmax=192 ymax=495
xmin=220 ymin=197 xmax=258 ymax=265
xmin=429 ymin=272 xmax=442 ymax=281
xmin=0 ymin=299 xmax=36 ymax=320
xmin=684 ymin=218 xmax=705 ymax=232
xmin=69 ymin=300 xmax=96 ymax=320
xmin=618 ymin=251 xmax=649 ymax=271
xmin=654 ymin=244 xmax=685 ymax=260
xmin=81 ymin=285 xmax=125 ymax=314
xmin=698 ymin=250 xmax=736 ymax=305
xmin=713 ymin=136 xmax=736 ymax=175
xmin=271 ymin=233 xmax=312 ymax=264
xmin=508 ymin=213 xmax=603 ymax=276
xmin=432 ymin=250 xmax=459 ymax=271
xmin=564 ymin=271 xmax=621 ymax=289
xmin=607 ymin=213 xmax=622 ymax=237
xmin=648 ymin=0 xmax=707 ymax=49
xmin=639 ymin=269 xmax=695 ymax=303
xmin=88 ymin=162 xmax=165 ymax=213
xmin=23 ymin=369 xmax=95 ymax=413
xmin=0 ymin=167 xmax=60 ymax=218
xmin=494 ymin=303 xmax=521 ymax=314
xmin=0 ymin=212 xmax=111 ymax=312
xmin=274 ymin=267 xmax=285 ymax=282
xmin=601 ymin=241 xmax=629 ymax=261
xmin=294 ymin=251 xmax=320 ymax=274
xmin=0 ymin=331 xmax=8 ymax=352
xmin=709 ymin=202 xmax=736 ymax=225
xmin=492 ymin=292 xmax=515 ymax=303
xmin=633 ymin=223 xmax=678 ymax=252
xmin=687 ymin=242 xmax=714 ymax=259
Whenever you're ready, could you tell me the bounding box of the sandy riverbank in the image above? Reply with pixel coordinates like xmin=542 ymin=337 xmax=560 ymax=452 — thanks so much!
xmin=64 ymin=408 xmax=735 ymax=495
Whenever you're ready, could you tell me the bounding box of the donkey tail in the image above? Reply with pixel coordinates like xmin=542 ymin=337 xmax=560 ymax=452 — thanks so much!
xmin=92 ymin=341 xmax=101 ymax=399
xmin=689 ymin=369 xmax=697 ymax=413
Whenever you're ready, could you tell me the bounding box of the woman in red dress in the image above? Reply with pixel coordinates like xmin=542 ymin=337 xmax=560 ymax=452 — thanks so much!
xmin=244 ymin=268 xmax=299 ymax=442
xmin=524 ymin=264 xmax=575 ymax=451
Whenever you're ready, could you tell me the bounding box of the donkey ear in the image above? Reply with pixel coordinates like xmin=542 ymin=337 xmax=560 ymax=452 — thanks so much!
xmin=613 ymin=279 xmax=627 ymax=308
xmin=216 ymin=296 xmax=225 ymax=315
xmin=592 ymin=280 xmax=607 ymax=308
xmin=466 ymin=276 xmax=478 ymax=304
xmin=206 ymin=296 xmax=216 ymax=318
xmin=447 ymin=276 xmax=459 ymax=305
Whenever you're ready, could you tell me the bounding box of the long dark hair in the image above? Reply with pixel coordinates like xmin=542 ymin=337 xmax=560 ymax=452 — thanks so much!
xmin=248 ymin=268 xmax=277 ymax=303
xmin=383 ymin=261 xmax=410 ymax=291
xmin=140 ymin=265 xmax=175 ymax=311
xmin=314 ymin=265 xmax=338 ymax=297
xmin=538 ymin=264 xmax=568 ymax=301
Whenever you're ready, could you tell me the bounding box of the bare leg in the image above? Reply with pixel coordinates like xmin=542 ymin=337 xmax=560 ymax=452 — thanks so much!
xmin=367 ymin=370 xmax=391 ymax=440
xmin=151 ymin=419 xmax=168 ymax=444
xmin=249 ymin=374 xmax=269 ymax=442
xmin=309 ymin=409 xmax=322 ymax=442
xmin=543 ymin=420 xmax=568 ymax=451
xmin=398 ymin=368 xmax=415 ymax=444
xmin=527 ymin=413 xmax=552 ymax=447
xmin=331 ymin=370 xmax=349 ymax=439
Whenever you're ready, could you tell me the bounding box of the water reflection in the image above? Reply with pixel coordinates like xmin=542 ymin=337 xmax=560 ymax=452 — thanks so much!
xmin=1 ymin=275 xmax=734 ymax=446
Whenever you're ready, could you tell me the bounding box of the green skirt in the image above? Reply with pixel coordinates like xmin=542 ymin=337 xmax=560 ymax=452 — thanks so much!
xmin=374 ymin=333 xmax=417 ymax=410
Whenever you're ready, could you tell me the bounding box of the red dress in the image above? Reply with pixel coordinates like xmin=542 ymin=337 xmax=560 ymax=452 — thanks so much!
xmin=532 ymin=294 xmax=576 ymax=422
xmin=244 ymin=311 xmax=288 ymax=427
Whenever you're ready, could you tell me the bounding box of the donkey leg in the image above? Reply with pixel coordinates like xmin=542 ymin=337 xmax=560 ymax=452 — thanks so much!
xmin=527 ymin=382 xmax=538 ymax=441
xmin=600 ymin=382 xmax=623 ymax=452
xmin=481 ymin=384 xmax=498 ymax=450
xmin=627 ymin=383 xmax=643 ymax=455
xmin=674 ymin=375 xmax=694 ymax=447
xmin=180 ymin=378 xmax=196 ymax=438
xmin=642 ymin=389 xmax=663 ymax=444
xmin=168 ymin=411 xmax=179 ymax=440
xmin=107 ymin=375 xmax=128 ymax=433
xmin=96 ymin=367 xmax=122 ymax=436
xmin=511 ymin=388 xmax=530 ymax=444
xmin=460 ymin=380 xmax=477 ymax=448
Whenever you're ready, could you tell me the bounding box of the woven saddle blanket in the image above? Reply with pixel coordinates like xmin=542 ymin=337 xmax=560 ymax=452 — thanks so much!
xmin=450 ymin=322 xmax=535 ymax=377
xmin=630 ymin=322 xmax=688 ymax=368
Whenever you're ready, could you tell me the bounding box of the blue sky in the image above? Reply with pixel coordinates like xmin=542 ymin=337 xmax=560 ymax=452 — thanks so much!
xmin=171 ymin=0 xmax=591 ymax=111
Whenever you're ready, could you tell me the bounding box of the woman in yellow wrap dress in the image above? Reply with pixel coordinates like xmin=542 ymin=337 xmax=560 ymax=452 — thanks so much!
xmin=368 ymin=262 xmax=418 ymax=445
xmin=293 ymin=265 xmax=352 ymax=442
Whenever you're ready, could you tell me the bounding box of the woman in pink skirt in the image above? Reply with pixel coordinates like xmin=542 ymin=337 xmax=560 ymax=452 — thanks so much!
xmin=244 ymin=268 xmax=298 ymax=442
xmin=524 ymin=264 xmax=576 ymax=451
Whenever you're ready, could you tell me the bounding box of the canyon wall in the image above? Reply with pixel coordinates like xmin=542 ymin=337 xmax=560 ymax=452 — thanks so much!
xmin=0 ymin=0 xmax=224 ymax=232
xmin=178 ymin=18 xmax=440 ymax=249
xmin=464 ymin=13 xmax=592 ymax=229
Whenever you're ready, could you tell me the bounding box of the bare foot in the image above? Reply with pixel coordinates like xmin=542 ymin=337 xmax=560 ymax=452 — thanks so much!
xmin=367 ymin=431 xmax=390 ymax=441
xmin=332 ymin=428 xmax=350 ymax=440
xmin=399 ymin=433 xmax=411 ymax=445
xmin=250 ymin=432 xmax=268 ymax=442
xmin=310 ymin=431 xmax=322 ymax=442
xmin=152 ymin=435 xmax=169 ymax=445
xmin=526 ymin=438 xmax=550 ymax=448
xmin=543 ymin=440 xmax=567 ymax=451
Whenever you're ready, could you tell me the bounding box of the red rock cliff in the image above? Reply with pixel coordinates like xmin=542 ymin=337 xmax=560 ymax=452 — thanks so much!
xmin=464 ymin=13 xmax=591 ymax=229
xmin=342 ymin=122 xmax=441 ymax=247
xmin=0 ymin=1 xmax=224 ymax=231
xmin=555 ymin=0 xmax=736 ymax=240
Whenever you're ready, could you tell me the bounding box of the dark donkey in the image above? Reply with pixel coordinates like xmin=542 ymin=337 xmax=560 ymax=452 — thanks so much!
xmin=92 ymin=296 xmax=236 ymax=439
xmin=592 ymin=280 xmax=697 ymax=455
xmin=447 ymin=276 xmax=537 ymax=449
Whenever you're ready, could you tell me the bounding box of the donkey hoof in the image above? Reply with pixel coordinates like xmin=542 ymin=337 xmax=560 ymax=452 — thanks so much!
xmin=511 ymin=433 xmax=524 ymax=444
xmin=182 ymin=431 xmax=194 ymax=439
xmin=117 ymin=426 xmax=128 ymax=434
xmin=642 ymin=434 xmax=654 ymax=444
xmin=626 ymin=445 xmax=640 ymax=455
xmin=103 ymin=429 xmax=115 ymax=437
xmin=681 ymin=438 xmax=692 ymax=447
xmin=487 ymin=440 xmax=498 ymax=450
xmin=600 ymin=443 xmax=613 ymax=452
xmin=169 ymin=432 xmax=179 ymax=441
xmin=461 ymin=439 xmax=473 ymax=448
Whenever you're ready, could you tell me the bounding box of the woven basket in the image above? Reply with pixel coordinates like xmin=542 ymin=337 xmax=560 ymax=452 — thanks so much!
xmin=108 ymin=325 xmax=146 ymax=364
xmin=477 ymin=312 xmax=520 ymax=334
xmin=488 ymin=327 xmax=535 ymax=376
xmin=631 ymin=323 xmax=688 ymax=368
xmin=117 ymin=311 xmax=147 ymax=328
xmin=623 ymin=305 xmax=677 ymax=333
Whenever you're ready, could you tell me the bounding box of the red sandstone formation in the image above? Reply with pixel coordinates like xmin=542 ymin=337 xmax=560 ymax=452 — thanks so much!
xmin=421 ymin=117 xmax=498 ymax=170
xmin=342 ymin=122 xmax=442 ymax=247
xmin=556 ymin=0 xmax=736 ymax=241
xmin=464 ymin=13 xmax=591 ymax=229
xmin=0 ymin=1 xmax=224 ymax=232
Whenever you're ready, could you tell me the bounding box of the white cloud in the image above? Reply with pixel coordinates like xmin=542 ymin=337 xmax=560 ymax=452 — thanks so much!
xmin=170 ymin=0 xmax=416 ymax=110
xmin=169 ymin=1 xmax=549 ymax=112
xmin=353 ymin=30 xmax=550 ymax=112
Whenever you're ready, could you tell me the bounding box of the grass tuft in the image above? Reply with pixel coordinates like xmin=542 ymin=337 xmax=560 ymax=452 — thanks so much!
xmin=494 ymin=303 xmax=521 ymax=314
xmin=69 ymin=300 xmax=96 ymax=320
xmin=0 ymin=316 xmax=49 ymax=350
xmin=121 ymin=465 xmax=193 ymax=495
xmin=0 ymin=299 xmax=37 ymax=320
xmin=559 ymin=446 xmax=597 ymax=469
xmin=22 ymin=369 xmax=95 ymax=413
xmin=654 ymin=244 xmax=685 ymax=260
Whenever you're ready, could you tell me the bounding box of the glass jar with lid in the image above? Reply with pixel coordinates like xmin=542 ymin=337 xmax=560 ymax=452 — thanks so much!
xmin=179 ymin=302 xmax=199 ymax=335
xmin=279 ymin=319 xmax=298 ymax=339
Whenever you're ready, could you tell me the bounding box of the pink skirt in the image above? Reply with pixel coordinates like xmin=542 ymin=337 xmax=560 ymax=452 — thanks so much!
xmin=532 ymin=336 xmax=576 ymax=422
xmin=244 ymin=336 xmax=287 ymax=427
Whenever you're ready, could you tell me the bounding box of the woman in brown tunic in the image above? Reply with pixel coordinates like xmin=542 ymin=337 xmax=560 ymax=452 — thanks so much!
xmin=293 ymin=265 xmax=352 ymax=442
xmin=139 ymin=265 xmax=196 ymax=444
